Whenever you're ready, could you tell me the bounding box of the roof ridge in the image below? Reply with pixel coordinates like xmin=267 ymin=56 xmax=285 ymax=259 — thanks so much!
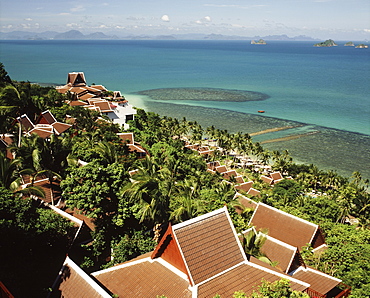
xmin=172 ymin=206 xmax=228 ymax=230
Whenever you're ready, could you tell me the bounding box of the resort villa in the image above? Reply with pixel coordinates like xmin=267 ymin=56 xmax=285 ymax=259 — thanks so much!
xmin=56 ymin=72 xmax=136 ymax=129
xmin=49 ymin=206 xmax=350 ymax=297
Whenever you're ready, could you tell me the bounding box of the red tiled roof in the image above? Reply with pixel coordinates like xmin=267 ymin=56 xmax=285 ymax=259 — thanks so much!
xmin=261 ymin=175 xmax=273 ymax=185
xmin=16 ymin=114 xmax=34 ymax=131
xmin=67 ymin=72 xmax=86 ymax=86
xmin=52 ymin=256 xmax=111 ymax=298
xmin=32 ymin=178 xmax=62 ymax=205
xmin=235 ymin=193 xmax=258 ymax=210
xmin=235 ymin=181 xmax=253 ymax=193
xmin=52 ymin=122 xmax=72 ymax=135
xmin=173 ymin=208 xmax=246 ymax=285
xmin=93 ymin=258 xmax=192 ymax=298
xmin=292 ymin=267 xmax=341 ymax=295
xmin=68 ymin=100 xmax=88 ymax=106
xmin=259 ymin=235 xmax=300 ymax=273
xmin=36 ymin=110 xmax=56 ymax=125
xmin=250 ymin=203 xmax=320 ymax=249
xmin=27 ymin=127 xmax=54 ymax=139
xmin=215 ymin=165 xmax=227 ymax=173
xmin=117 ymin=133 xmax=134 ymax=145
xmin=197 ymin=262 xmax=308 ymax=298
xmin=271 ymin=172 xmax=283 ymax=181
xmin=222 ymin=170 xmax=238 ymax=180
xmin=247 ymin=188 xmax=261 ymax=197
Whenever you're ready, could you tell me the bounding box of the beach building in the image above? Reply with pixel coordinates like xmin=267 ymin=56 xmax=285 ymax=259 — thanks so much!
xmin=57 ymin=72 xmax=136 ymax=129
xmin=15 ymin=111 xmax=72 ymax=139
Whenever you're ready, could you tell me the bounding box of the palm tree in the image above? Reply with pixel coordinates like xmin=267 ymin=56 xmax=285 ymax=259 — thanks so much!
xmin=241 ymin=229 xmax=274 ymax=265
xmin=95 ymin=141 xmax=120 ymax=165
xmin=122 ymin=156 xmax=173 ymax=225
xmin=170 ymin=179 xmax=205 ymax=223
xmin=0 ymin=151 xmax=44 ymax=198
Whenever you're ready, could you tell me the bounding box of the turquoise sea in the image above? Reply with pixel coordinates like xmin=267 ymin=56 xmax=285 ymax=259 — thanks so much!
xmin=0 ymin=40 xmax=369 ymax=179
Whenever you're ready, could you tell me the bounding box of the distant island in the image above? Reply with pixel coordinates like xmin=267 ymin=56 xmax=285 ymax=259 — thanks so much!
xmin=0 ymin=30 xmax=321 ymax=41
xmin=251 ymin=39 xmax=267 ymax=45
xmin=344 ymin=42 xmax=355 ymax=46
xmin=314 ymin=39 xmax=338 ymax=47
xmin=355 ymin=44 xmax=369 ymax=48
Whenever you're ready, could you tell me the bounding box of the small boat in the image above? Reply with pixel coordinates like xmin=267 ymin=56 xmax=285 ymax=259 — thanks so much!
xmin=258 ymin=110 xmax=265 ymax=113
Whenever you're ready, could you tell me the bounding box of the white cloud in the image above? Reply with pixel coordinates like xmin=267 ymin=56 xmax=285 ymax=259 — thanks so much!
xmin=161 ymin=15 xmax=170 ymax=22
xmin=204 ymin=16 xmax=212 ymax=22
xmin=24 ymin=18 xmax=33 ymax=21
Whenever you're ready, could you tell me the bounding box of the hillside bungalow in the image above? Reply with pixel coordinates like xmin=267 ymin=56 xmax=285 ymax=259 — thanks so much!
xmin=52 ymin=207 xmax=315 ymax=297
xmin=16 ymin=111 xmax=71 ymax=139
xmin=249 ymin=202 xmax=327 ymax=251
xmin=117 ymin=132 xmax=147 ymax=158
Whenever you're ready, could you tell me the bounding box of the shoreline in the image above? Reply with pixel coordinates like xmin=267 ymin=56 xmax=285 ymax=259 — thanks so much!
xmin=130 ymin=99 xmax=370 ymax=181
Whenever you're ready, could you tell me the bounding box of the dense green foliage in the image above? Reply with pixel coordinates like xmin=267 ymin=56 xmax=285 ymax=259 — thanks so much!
xmin=0 ymin=187 xmax=75 ymax=297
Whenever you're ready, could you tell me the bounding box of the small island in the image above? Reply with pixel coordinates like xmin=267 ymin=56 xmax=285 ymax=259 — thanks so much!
xmin=344 ymin=42 xmax=355 ymax=46
xmin=314 ymin=39 xmax=338 ymax=47
xmin=355 ymin=44 xmax=369 ymax=48
xmin=251 ymin=39 xmax=267 ymax=45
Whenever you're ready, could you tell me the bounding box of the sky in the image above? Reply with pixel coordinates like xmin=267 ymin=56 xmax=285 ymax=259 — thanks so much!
xmin=0 ymin=0 xmax=369 ymax=40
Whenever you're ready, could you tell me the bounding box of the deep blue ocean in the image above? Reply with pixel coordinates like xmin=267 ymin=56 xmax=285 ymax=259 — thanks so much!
xmin=0 ymin=40 xmax=369 ymax=178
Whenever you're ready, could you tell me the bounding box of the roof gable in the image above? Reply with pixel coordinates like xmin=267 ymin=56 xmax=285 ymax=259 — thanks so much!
xmin=93 ymin=257 xmax=192 ymax=298
xmin=292 ymin=267 xmax=342 ymax=295
xmin=37 ymin=110 xmax=57 ymax=125
xmin=172 ymin=207 xmax=246 ymax=285
xmin=197 ymin=262 xmax=308 ymax=298
xmin=67 ymin=72 xmax=86 ymax=86
xmin=249 ymin=203 xmax=320 ymax=249
xmin=117 ymin=132 xmax=134 ymax=145
xmin=52 ymin=256 xmax=111 ymax=298
xmin=16 ymin=114 xmax=34 ymax=131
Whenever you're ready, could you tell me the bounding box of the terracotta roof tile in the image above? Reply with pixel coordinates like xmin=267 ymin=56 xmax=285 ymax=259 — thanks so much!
xmin=17 ymin=114 xmax=34 ymax=131
xmin=117 ymin=132 xmax=134 ymax=145
xmin=93 ymin=259 xmax=192 ymax=298
xmin=235 ymin=181 xmax=253 ymax=193
xmin=53 ymin=256 xmax=111 ymax=298
xmin=52 ymin=122 xmax=72 ymax=134
xmin=250 ymin=203 xmax=319 ymax=249
xmin=235 ymin=193 xmax=258 ymax=209
xmin=173 ymin=208 xmax=246 ymax=285
xmin=292 ymin=267 xmax=341 ymax=295
xmin=247 ymin=188 xmax=261 ymax=197
xmin=215 ymin=165 xmax=227 ymax=173
xmin=260 ymin=236 xmax=298 ymax=273
xmin=207 ymin=161 xmax=221 ymax=170
xmin=197 ymin=263 xmax=308 ymax=298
